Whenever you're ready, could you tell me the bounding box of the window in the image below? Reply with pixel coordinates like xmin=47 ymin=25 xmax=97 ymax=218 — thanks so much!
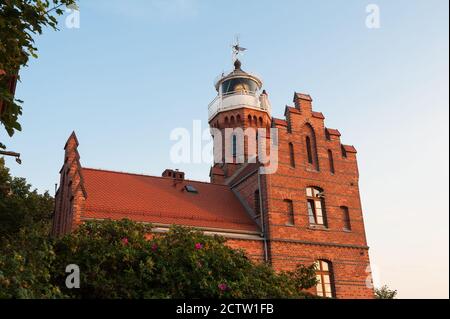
xmin=306 ymin=187 xmax=326 ymax=226
xmin=341 ymin=206 xmax=351 ymax=231
xmin=328 ymin=150 xmax=335 ymax=174
xmin=284 ymin=199 xmax=294 ymax=225
xmin=185 ymin=185 xmax=198 ymax=193
xmin=306 ymin=136 xmax=313 ymax=164
xmin=315 ymin=260 xmax=334 ymax=298
xmin=254 ymin=190 xmax=261 ymax=218
xmin=232 ymin=135 xmax=237 ymax=157
xmin=304 ymin=124 xmax=319 ymax=170
xmin=289 ymin=143 xmax=296 ymax=168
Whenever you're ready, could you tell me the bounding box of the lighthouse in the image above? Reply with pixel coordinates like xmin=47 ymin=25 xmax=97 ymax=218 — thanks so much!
xmin=208 ymin=52 xmax=273 ymax=183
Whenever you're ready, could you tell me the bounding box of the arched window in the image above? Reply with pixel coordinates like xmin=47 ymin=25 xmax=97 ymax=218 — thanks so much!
xmin=230 ymin=116 xmax=235 ymax=124
xmin=328 ymin=150 xmax=335 ymax=174
xmin=259 ymin=117 xmax=263 ymax=126
xmin=341 ymin=206 xmax=351 ymax=231
xmin=284 ymin=199 xmax=294 ymax=225
xmin=224 ymin=117 xmax=229 ymax=125
xmin=289 ymin=142 xmax=295 ymax=168
xmin=306 ymin=187 xmax=327 ymax=226
xmin=254 ymin=190 xmax=261 ymax=218
xmin=236 ymin=114 xmax=241 ymax=123
xmin=232 ymin=134 xmax=237 ymax=157
xmin=306 ymin=136 xmax=313 ymax=164
xmin=253 ymin=116 xmax=258 ymax=125
xmin=248 ymin=115 xmax=252 ymax=125
xmin=304 ymin=124 xmax=319 ymax=170
xmin=315 ymin=260 xmax=334 ymax=298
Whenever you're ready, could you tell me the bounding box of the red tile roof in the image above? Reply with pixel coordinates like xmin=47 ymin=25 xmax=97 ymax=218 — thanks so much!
xmin=81 ymin=168 xmax=259 ymax=233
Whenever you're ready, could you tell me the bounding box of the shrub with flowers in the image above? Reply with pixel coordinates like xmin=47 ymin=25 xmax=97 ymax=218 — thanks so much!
xmin=52 ymin=219 xmax=318 ymax=299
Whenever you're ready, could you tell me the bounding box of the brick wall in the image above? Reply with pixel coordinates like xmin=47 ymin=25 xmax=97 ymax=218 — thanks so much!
xmin=262 ymin=93 xmax=373 ymax=298
xmin=210 ymin=92 xmax=374 ymax=299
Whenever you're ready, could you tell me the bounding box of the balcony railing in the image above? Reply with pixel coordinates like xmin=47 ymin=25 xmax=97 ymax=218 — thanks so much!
xmin=208 ymin=91 xmax=270 ymax=121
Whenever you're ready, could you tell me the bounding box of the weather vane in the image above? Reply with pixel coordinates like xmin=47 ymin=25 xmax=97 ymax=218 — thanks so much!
xmin=232 ymin=35 xmax=247 ymax=62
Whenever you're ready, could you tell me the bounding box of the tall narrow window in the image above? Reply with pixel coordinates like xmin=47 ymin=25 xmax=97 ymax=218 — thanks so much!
xmin=289 ymin=143 xmax=295 ymax=168
xmin=284 ymin=199 xmax=294 ymax=225
xmin=232 ymin=135 xmax=237 ymax=157
xmin=315 ymin=260 xmax=334 ymax=298
xmin=328 ymin=150 xmax=335 ymax=174
xmin=304 ymin=124 xmax=319 ymax=170
xmin=306 ymin=187 xmax=327 ymax=226
xmin=341 ymin=206 xmax=351 ymax=231
xmin=254 ymin=190 xmax=261 ymax=218
xmin=306 ymin=136 xmax=313 ymax=164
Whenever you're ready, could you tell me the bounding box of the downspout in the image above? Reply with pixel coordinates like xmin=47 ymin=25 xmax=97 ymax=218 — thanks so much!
xmin=258 ymin=171 xmax=269 ymax=263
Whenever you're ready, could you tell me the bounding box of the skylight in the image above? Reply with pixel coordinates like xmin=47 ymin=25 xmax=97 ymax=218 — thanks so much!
xmin=185 ymin=185 xmax=198 ymax=194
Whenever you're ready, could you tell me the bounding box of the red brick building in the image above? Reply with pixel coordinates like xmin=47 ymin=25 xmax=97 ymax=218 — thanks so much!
xmin=52 ymin=59 xmax=374 ymax=299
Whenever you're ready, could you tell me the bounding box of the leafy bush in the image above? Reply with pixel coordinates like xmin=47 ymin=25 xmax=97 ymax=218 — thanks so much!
xmin=375 ymin=285 xmax=397 ymax=299
xmin=52 ymin=219 xmax=318 ymax=299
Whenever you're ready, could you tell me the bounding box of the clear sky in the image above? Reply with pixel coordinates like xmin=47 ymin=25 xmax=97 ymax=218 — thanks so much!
xmin=2 ymin=0 xmax=448 ymax=298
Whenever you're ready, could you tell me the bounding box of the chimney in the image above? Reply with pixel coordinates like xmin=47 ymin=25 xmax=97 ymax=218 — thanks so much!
xmin=162 ymin=169 xmax=185 ymax=181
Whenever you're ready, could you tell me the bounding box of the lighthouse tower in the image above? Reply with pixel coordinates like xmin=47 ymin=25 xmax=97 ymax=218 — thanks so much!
xmin=208 ymin=58 xmax=272 ymax=183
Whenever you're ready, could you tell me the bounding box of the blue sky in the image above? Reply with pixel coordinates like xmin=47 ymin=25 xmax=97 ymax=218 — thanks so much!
xmin=2 ymin=0 xmax=448 ymax=298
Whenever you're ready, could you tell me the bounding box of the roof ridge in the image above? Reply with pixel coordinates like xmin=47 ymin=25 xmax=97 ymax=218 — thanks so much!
xmin=82 ymin=167 xmax=230 ymax=187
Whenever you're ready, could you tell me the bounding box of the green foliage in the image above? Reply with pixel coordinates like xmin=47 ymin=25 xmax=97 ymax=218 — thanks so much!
xmin=0 ymin=227 xmax=64 ymax=298
xmin=374 ymin=285 xmax=397 ymax=299
xmin=0 ymin=158 xmax=54 ymax=237
xmin=0 ymin=157 xmax=58 ymax=298
xmin=0 ymin=160 xmax=319 ymax=299
xmin=53 ymin=220 xmax=319 ymax=299
xmin=0 ymin=0 xmax=77 ymax=140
